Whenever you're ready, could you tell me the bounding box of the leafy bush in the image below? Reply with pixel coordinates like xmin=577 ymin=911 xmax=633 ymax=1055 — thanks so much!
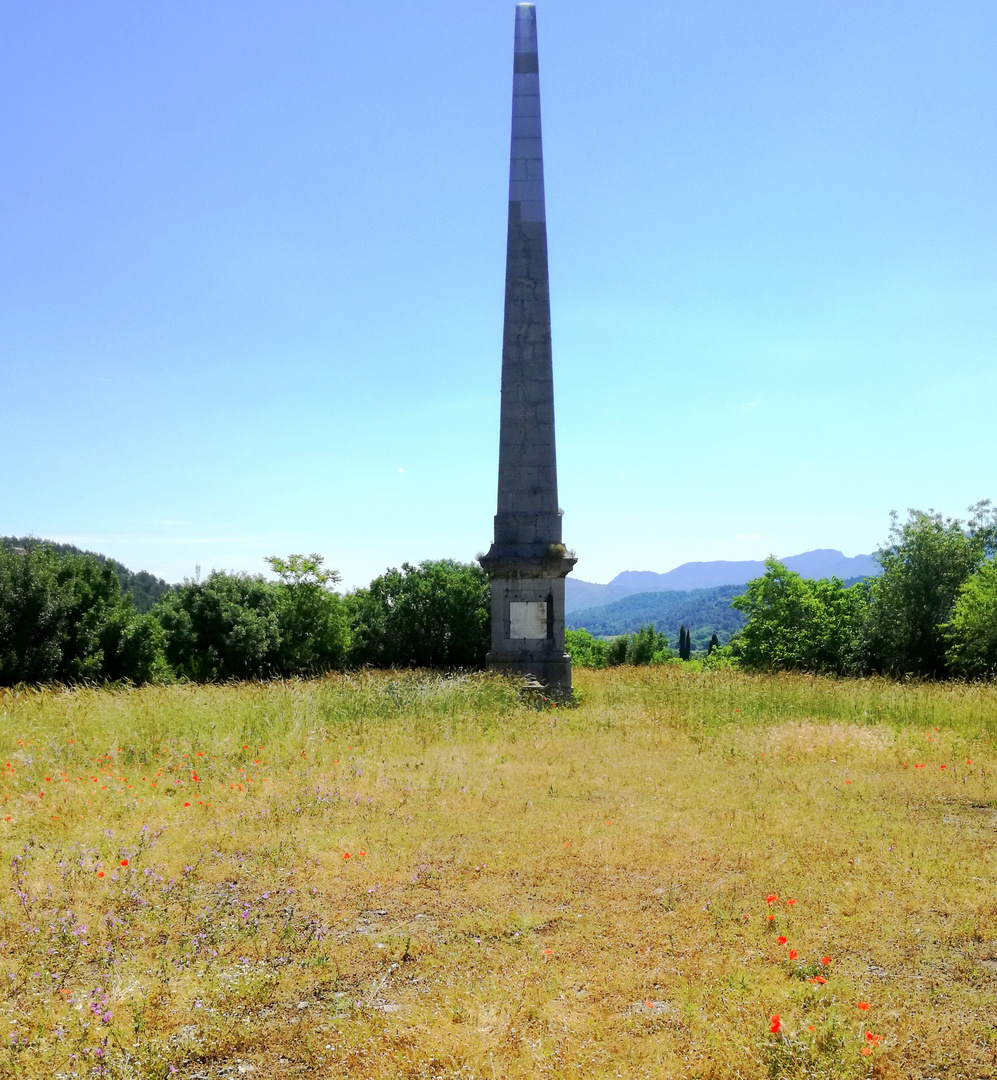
xmin=156 ymin=572 xmax=283 ymax=681
xmin=947 ymin=558 xmax=997 ymax=678
xmin=867 ymin=506 xmax=994 ymax=677
xmin=732 ymin=559 xmax=870 ymax=674
xmin=155 ymin=558 xmax=350 ymax=682
xmin=0 ymin=545 xmax=165 ymax=685
xmin=565 ymin=628 xmax=607 ymax=668
xmin=266 ymin=555 xmax=350 ymax=677
xmin=601 ymin=625 xmax=670 ymax=667
xmin=701 ymin=644 xmax=739 ymax=671
xmin=345 ymin=560 xmax=489 ymax=670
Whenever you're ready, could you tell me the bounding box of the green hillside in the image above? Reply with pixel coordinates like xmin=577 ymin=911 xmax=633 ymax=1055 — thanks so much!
xmin=0 ymin=536 xmax=171 ymax=613
xmin=569 ymin=576 xmax=873 ymax=653
xmin=566 ymin=584 xmax=746 ymax=651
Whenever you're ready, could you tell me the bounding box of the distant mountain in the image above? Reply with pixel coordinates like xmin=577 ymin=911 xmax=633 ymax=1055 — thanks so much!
xmin=1 ymin=536 xmax=172 ymax=613
xmin=565 ymin=549 xmax=878 ymax=614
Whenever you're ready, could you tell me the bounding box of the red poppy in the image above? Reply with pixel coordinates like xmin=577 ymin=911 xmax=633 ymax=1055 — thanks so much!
xmin=183 ymin=802 xmax=190 ymax=807
xmin=97 ymin=871 xmax=104 ymax=878
xmin=788 ymin=949 xmax=797 ymax=960
xmin=770 ymin=1014 xmax=780 ymax=1034
xmin=358 ymin=850 xmax=367 ymax=857
xmin=766 ymin=894 xmax=778 ymax=904
xmin=777 ymin=936 xmax=787 ymax=945
xmin=861 ymin=1048 xmax=872 ymax=1056
xmin=543 ymin=948 xmax=553 ymax=955
xmin=857 ymin=1001 xmax=870 ymax=1010
xmin=810 ymin=975 xmax=827 ymax=984
xmin=766 ymin=914 xmax=774 ymax=922
xmin=120 ymin=859 xmax=128 ymax=867
xmin=785 ymin=898 xmax=797 ymax=906
xmin=342 ymin=852 xmax=350 ymax=860
xmin=820 ymin=956 xmax=830 ymax=965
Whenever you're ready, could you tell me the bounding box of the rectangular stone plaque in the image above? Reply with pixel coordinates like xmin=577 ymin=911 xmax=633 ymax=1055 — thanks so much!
xmin=509 ymin=601 xmax=547 ymax=639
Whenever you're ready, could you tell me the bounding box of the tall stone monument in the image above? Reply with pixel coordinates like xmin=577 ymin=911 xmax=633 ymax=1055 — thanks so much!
xmin=479 ymin=3 xmax=575 ymax=692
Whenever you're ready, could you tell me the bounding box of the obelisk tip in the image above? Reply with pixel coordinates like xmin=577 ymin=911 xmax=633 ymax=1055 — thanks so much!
xmin=514 ymin=4 xmax=538 ymax=53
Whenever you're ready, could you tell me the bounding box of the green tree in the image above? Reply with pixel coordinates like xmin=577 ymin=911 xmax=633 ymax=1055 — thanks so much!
xmin=156 ymin=572 xmax=282 ymax=681
xmin=868 ymin=506 xmax=993 ymax=677
xmin=601 ymin=625 xmax=669 ymax=667
xmin=732 ymin=558 xmax=870 ymax=674
xmin=345 ymin=560 xmax=490 ymax=669
xmin=565 ymin=628 xmax=607 ymax=668
xmin=265 ymin=554 xmax=350 ymax=676
xmin=0 ymin=545 xmax=64 ymax=683
xmin=100 ymin=610 xmax=171 ymax=684
xmin=946 ymin=558 xmax=997 ymax=678
xmin=0 ymin=545 xmax=165 ymax=685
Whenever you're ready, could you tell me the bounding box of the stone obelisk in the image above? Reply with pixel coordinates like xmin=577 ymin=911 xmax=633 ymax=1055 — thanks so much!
xmin=479 ymin=3 xmax=575 ymax=692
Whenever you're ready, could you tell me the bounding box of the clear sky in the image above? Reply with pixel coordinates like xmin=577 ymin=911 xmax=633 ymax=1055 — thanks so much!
xmin=2 ymin=0 xmax=995 ymax=589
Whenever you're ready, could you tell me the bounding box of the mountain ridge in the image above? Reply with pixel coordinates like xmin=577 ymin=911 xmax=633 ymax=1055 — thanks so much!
xmin=566 ymin=549 xmax=878 ymax=614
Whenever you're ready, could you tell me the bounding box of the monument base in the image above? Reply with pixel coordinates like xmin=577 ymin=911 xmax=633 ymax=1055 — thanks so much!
xmin=478 ymin=551 xmax=576 ymax=693
xmin=485 ymin=649 xmax=573 ymax=692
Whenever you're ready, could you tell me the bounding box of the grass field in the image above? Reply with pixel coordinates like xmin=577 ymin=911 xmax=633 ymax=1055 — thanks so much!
xmin=2 ymin=667 xmax=997 ymax=1079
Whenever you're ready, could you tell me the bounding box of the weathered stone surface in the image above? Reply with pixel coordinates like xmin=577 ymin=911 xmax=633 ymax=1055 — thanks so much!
xmin=480 ymin=4 xmax=574 ymax=692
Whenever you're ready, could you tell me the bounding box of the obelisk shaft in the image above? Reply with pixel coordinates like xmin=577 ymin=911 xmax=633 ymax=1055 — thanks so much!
xmin=492 ymin=2 xmax=560 ymax=558
xmin=481 ymin=4 xmax=574 ymax=692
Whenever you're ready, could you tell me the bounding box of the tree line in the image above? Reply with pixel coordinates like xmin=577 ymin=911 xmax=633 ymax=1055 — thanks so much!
xmin=0 ymin=546 xmax=489 ymax=687
xmin=3 ymin=500 xmax=995 ymax=687
xmin=730 ymin=503 xmax=997 ymax=679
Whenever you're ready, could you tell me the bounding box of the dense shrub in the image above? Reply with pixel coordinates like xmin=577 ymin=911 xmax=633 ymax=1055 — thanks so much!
xmin=156 ymin=560 xmax=350 ymax=682
xmin=947 ymin=559 xmax=997 ymax=678
xmin=565 ymin=628 xmax=607 ymax=668
xmin=600 ymin=625 xmax=670 ymax=667
xmin=867 ymin=507 xmax=993 ymax=677
xmin=732 ymin=558 xmax=870 ymax=674
xmin=345 ymin=560 xmax=490 ymax=670
xmin=0 ymin=545 xmax=164 ymax=685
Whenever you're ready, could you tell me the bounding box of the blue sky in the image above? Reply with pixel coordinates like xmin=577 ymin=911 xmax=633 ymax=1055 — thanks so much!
xmin=2 ymin=0 xmax=995 ymax=589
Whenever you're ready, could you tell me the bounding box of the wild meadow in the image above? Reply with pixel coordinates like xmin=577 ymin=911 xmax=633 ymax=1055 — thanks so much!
xmin=2 ymin=667 xmax=997 ymax=1079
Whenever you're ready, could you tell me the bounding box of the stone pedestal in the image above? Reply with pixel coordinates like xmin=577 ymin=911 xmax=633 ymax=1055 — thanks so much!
xmin=480 ymin=550 xmax=575 ymax=689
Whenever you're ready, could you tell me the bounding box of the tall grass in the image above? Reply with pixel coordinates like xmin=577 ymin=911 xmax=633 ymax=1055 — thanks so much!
xmin=2 ymin=668 xmax=996 ymax=1078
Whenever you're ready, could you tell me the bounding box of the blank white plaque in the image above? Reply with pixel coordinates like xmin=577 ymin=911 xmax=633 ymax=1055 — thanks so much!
xmin=509 ymin=601 xmax=547 ymax=639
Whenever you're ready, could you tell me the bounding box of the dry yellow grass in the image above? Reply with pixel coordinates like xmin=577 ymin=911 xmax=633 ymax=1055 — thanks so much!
xmin=2 ymin=667 xmax=997 ymax=1079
